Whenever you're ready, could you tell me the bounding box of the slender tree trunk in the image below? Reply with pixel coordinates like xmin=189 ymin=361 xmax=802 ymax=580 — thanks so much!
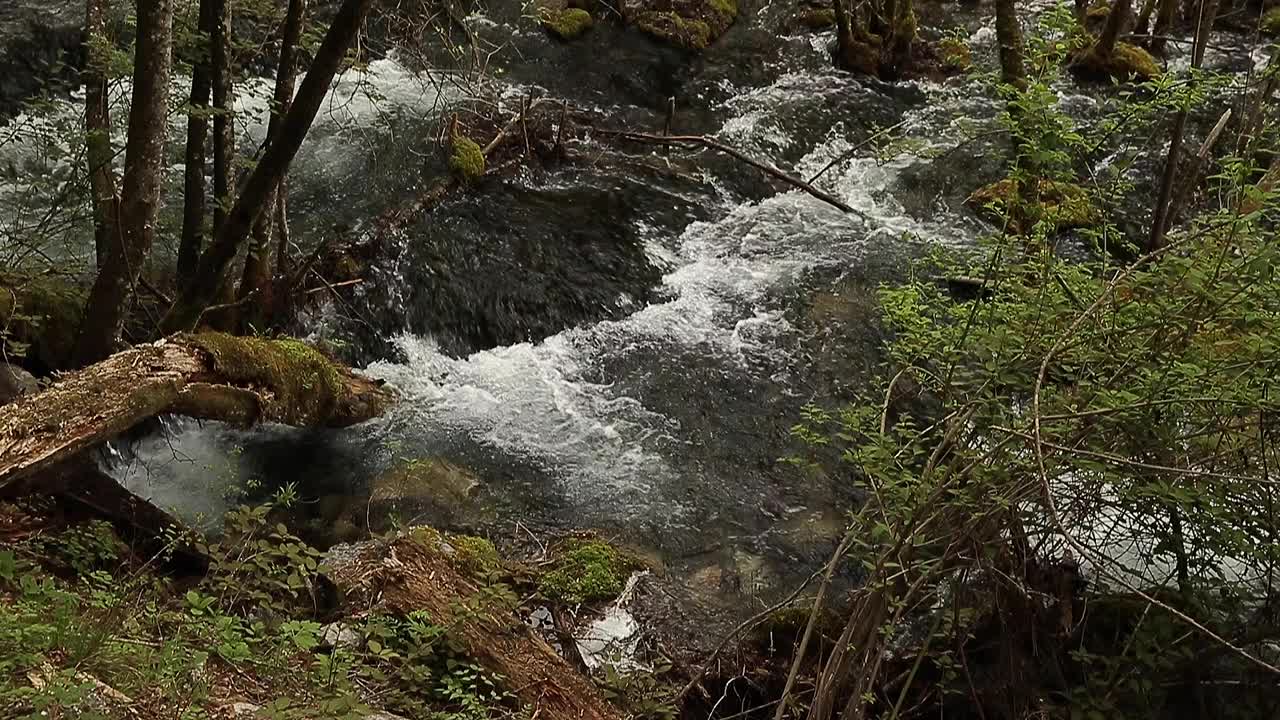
xmin=1096 ymin=0 xmax=1133 ymax=58
xmin=211 ymin=0 xmax=233 ymax=235
xmin=74 ymin=0 xmax=174 ymax=366
xmin=1149 ymin=0 xmax=1219 ymax=249
xmin=995 ymin=0 xmax=1027 ymax=90
xmin=85 ymin=0 xmax=120 ymax=270
xmin=237 ymin=0 xmax=307 ymax=330
xmin=178 ymin=0 xmax=218 ymax=284
xmin=1151 ymin=0 xmax=1178 ymax=54
xmin=1134 ymin=0 xmax=1158 ymax=39
xmin=162 ymin=0 xmax=379 ymax=333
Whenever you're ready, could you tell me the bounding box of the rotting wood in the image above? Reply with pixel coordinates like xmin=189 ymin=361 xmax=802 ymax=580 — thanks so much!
xmin=0 ymin=333 xmax=392 ymax=490
xmin=326 ymin=534 xmax=624 ymax=720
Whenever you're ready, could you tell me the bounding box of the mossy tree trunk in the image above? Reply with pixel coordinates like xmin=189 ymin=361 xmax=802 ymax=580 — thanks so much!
xmin=237 ymin=0 xmax=308 ymax=331
xmin=178 ymin=0 xmax=219 ymax=285
xmin=162 ymin=0 xmax=379 ymax=334
xmin=1095 ymin=0 xmax=1133 ymax=58
xmin=74 ymin=0 xmax=175 ymax=365
xmin=0 ymin=333 xmax=393 ymax=490
xmin=996 ymin=0 xmax=1028 ymax=90
xmin=829 ymin=0 xmax=917 ymax=78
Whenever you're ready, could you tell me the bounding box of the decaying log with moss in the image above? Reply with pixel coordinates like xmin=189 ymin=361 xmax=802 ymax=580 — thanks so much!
xmin=0 ymin=333 xmax=392 ymax=490
xmin=326 ymin=532 xmax=624 ymax=720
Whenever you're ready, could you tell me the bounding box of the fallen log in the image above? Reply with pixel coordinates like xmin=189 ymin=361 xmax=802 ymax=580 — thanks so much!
xmin=0 ymin=332 xmax=393 ymax=490
xmin=325 ymin=532 xmax=624 ymax=720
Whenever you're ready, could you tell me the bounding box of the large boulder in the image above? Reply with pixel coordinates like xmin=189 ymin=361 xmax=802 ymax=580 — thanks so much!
xmin=0 ymin=0 xmax=84 ymax=116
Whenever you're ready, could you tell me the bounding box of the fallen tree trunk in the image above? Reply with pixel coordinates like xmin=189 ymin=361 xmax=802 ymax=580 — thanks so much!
xmin=326 ymin=533 xmax=624 ymax=720
xmin=0 ymin=333 xmax=392 ymax=489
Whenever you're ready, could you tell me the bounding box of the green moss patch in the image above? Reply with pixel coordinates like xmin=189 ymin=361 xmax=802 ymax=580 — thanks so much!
xmin=631 ymin=0 xmax=738 ymax=50
xmin=538 ymin=539 xmax=632 ymax=604
xmin=449 ymin=535 xmax=501 ymax=578
xmin=1263 ymin=7 xmax=1280 ymax=36
xmin=966 ymin=177 xmax=1099 ymax=232
xmin=542 ymin=7 xmax=594 ymax=39
xmin=185 ymin=333 xmax=344 ymax=426
xmin=449 ymin=135 xmax=486 ymax=182
xmin=1070 ymin=41 xmax=1160 ymax=82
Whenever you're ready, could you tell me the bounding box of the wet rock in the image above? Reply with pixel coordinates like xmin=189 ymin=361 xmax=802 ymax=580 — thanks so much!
xmin=229 ymin=702 xmax=262 ymax=717
xmin=0 ymin=1 xmax=85 ymax=116
xmin=367 ymin=457 xmax=482 ymax=527
xmin=0 ymin=363 xmax=37 ymax=405
xmin=623 ymin=0 xmax=739 ymax=50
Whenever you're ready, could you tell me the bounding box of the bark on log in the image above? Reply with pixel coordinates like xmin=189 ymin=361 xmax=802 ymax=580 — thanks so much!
xmin=325 ymin=534 xmax=623 ymax=720
xmin=0 ymin=333 xmax=393 ymax=490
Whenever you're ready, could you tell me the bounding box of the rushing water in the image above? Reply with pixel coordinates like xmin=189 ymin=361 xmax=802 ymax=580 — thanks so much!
xmin=6 ymin=0 xmax=1259 ymax=630
xmin=106 ymin=4 xmax=1010 ymax=614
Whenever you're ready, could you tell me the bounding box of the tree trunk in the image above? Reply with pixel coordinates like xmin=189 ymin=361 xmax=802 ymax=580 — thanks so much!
xmin=1148 ymin=0 xmax=1219 ymax=249
xmin=1096 ymin=0 xmax=1133 ymax=57
xmin=85 ymin=0 xmax=120 ymax=271
xmin=74 ymin=0 xmax=174 ymax=366
xmin=162 ymin=0 xmax=378 ymax=333
xmin=178 ymin=0 xmax=218 ymax=284
xmin=237 ymin=0 xmax=307 ymax=331
xmin=212 ymin=0 xmax=233 ymax=235
xmin=325 ymin=535 xmax=624 ymax=720
xmin=995 ymin=0 xmax=1027 ymax=90
xmin=1152 ymin=0 xmax=1177 ymax=54
xmin=0 ymin=333 xmax=392 ymax=490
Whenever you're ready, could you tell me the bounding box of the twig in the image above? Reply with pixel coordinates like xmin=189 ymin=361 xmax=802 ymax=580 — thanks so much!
xmin=599 ymin=129 xmax=863 ymax=216
xmin=807 ymin=119 xmax=909 ymax=184
xmin=304 ymin=278 xmax=363 ymax=294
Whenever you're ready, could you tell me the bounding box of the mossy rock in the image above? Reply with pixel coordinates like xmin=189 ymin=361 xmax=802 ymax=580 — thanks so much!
xmin=938 ymin=37 xmax=972 ymax=72
xmin=630 ymin=0 xmax=738 ymax=50
xmin=538 ymin=539 xmax=634 ymax=604
xmin=449 ymin=135 xmax=486 ymax=182
xmin=542 ymin=7 xmax=594 ymax=39
xmin=795 ymin=7 xmax=835 ymax=29
xmin=753 ymin=604 xmax=843 ymax=645
xmin=1263 ymin=6 xmax=1280 ymax=36
xmin=0 ymin=273 xmax=85 ymax=371
xmin=966 ymin=177 xmax=1100 ymax=232
xmin=185 ymin=333 xmax=346 ymax=426
xmin=1070 ymin=42 xmax=1160 ymax=82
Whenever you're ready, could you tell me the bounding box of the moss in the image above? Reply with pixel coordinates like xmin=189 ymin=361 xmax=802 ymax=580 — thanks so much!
xmin=1085 ymin=2 xmax=1111 ymax=21
xmin=633 ymin=0 xmax=737 ymax=50
xmin=1071 ymin=41 xmax=1160 ymax=82
xmin=0 ymin=273 xmax=85 ymax=370
xmin=538 ymin=539 xmax=632 ymax=604
xmin=449 ymin=135 xmax=486 ymax=182
xmin=184 ymin=333 xmax=344 ymax=426
xmin=449 ymin=534 xmax=501 ymax=578
xmin=795 ymin=8 xmax=835 ymax=29
xmin=407 ymin=525 xmax=444 ymax=550
xmin=1263 ymin=7 xmax=1280 ymax=36
xmin=541 ymin=7 xmax=594 ymax=39
xmin=938 ymin=37 xmax=971 ymax=72
xmin=966 ymin=177 xmax=1099 ymax=232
